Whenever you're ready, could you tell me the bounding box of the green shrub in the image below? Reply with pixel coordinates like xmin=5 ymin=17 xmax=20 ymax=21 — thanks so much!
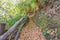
xmin=40 ymin=0 xmax=46 ymax=3
xmin=38 ymin=15 xmax=48 ymax=27
xmin=57 ymin=29 xmax=60 ymax=35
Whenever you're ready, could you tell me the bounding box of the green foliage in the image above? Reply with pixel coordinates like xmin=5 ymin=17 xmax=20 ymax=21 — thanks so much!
xmin=1 ymin=0 xmax=46 ymax=29
xmin=40 ymin=0 xmax=46 ymax=3
xmin=57 ymin=29 xmax=60 ymax=35
xmin=5 ymin=14 xmax=22 ymax=29
xmin=38 ymin=15 xmax=47 ymax=27
xmin=56 ymin=23 xmax=60 ymax=26
xmin=32 ymin=13 xmax=48 ymax=28
xmin=42 ymin=30 xmax=47 ymax=35
xmin=7 ymin=2 xmax=13 ymax=7
xmin=0 ymin=0 xmax=36 ymax=29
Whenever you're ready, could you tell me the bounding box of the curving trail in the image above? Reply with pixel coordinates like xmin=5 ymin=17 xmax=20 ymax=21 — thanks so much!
xmin=18 ymin=19 xmax=46 ymax=40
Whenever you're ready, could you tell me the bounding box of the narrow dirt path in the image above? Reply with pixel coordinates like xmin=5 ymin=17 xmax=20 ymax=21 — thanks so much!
xmin=18 ymin=19 xmax=46 ymax=40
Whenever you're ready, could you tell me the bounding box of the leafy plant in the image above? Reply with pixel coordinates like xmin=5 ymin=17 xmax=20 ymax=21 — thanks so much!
xmin=42 ymin=29 xmax=47 ymax=35
xmin=57 ymin=29 xmax=60 ymax=36
xmin=56 ymin=23 xmax=60 ymax=26
xmin=40 ymin=0 xmax=46 ymax=3
xmin=0 ymin=0 xmax=38 ymax=29
xmin=38 ymin=15 xmax=48 ymax=27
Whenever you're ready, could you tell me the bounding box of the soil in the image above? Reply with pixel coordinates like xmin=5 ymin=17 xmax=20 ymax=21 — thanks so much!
xmin=18 ymin=19 xmax=46 ymax=40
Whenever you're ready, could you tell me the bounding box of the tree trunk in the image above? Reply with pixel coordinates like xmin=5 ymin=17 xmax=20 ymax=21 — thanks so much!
xmin=0 ymin=15 xmax=28 ymax=40
xmin=0 ymin=22 xmax=5 ymax=35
